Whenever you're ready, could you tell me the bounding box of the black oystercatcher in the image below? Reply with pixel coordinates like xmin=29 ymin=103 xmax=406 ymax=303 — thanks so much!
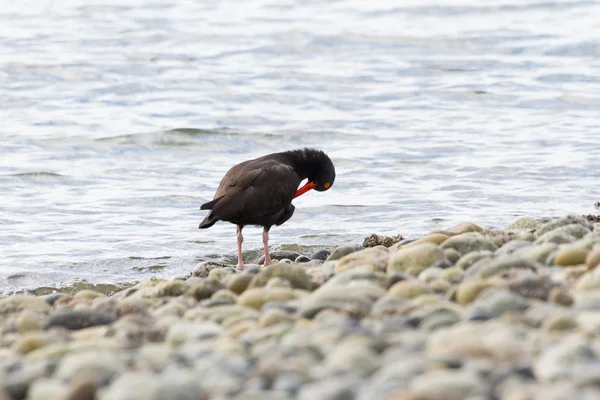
xmin=199 ymin=148 xmax=335 ymax=268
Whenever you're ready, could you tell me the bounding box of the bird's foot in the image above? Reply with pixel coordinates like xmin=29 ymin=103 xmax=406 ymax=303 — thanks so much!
xmin=263 ymin=258 xmax=279 ymax=266
xmin=236 ymin=263 xmax=249 ymax=269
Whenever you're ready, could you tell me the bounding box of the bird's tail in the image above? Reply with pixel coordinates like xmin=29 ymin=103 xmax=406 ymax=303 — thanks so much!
xmin=199 ymin=214 xmax=217 ymax=229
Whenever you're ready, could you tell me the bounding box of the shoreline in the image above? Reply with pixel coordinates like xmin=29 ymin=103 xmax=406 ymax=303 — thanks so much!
xmin=1 ymin=214 xmax=600 ymax=399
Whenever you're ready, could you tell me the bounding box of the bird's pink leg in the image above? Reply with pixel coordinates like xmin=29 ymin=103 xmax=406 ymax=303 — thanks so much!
xmin=262 ymin=229 xmax=278 ymax=266
xmin=236 ymin=226 xmax=246 ymax=269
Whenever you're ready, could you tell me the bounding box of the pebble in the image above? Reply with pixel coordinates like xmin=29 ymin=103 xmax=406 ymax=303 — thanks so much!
xmin=440 ymin=232 xmax=498 ymax=255
xmin=326 ymin=245 xmax=360 ymax=261
xmin=311 ymin=249 xmax=331 ymax=261
xmin=45 ymin=310 xmax=117 ymax=330
xmin=554 ymin=246 xmax=589 ymax=266
xmin=387 ymin=243 xmax=446 ymax=276
xmin=248 ymin=264 xmax=312 ymax=290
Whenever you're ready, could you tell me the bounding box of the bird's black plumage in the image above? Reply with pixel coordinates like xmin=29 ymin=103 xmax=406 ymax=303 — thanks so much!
xmin=199 ymin=148 xmax=335 ymax=268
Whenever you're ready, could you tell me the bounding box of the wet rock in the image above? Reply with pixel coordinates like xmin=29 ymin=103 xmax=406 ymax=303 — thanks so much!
xmin=363 ymin=233 xmax=403 ymax=248
xmin=0 ymin=294 xmax=51 ymax=315
xmin=294 ymin=255 xmax=311 ymax=263
xmin=554 ymin=246 xmax=589 ymax=266
xmin=326 ymin=245 xmax=360 ymax=261
xmin=248 ymin=264 xmax=312 ymax=290
xmin=311 ymin=249 xmax=331 ymax=261
xmin=388 ymin=280 xmax=433 ymax=299
xmin=505 ymin=216 xmax=542 ymax=231
xmin=46 ymin=310 xmax=117 ymax=330
xmin=535 ymin=215 xmax=594 ymax=238
xmin=387 ymin=243 xmax=446 ymax=276
xmin=440 ymin=233 xmax=498 ymax=255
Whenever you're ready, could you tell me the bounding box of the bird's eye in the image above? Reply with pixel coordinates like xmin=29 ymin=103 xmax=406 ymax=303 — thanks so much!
xmin=324 ymin=182 xmax=331 ymax=189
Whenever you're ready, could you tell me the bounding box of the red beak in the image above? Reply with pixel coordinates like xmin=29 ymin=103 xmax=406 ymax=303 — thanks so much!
xmin=294 ymin=181 xmax=316 ymax=199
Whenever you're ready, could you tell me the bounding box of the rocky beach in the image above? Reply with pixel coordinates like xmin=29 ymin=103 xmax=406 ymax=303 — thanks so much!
xmin=2 ymin=214 xmax=600 ymax=400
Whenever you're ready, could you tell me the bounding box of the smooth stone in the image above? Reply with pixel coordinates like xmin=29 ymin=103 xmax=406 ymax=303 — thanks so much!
xmin=455 ymin=281 xmax=494 ymax=305
xmin=12 ymin=332 xmax=55 ymax=354
xmin=18 ymin=311 xmax=47 ymax=332
xmin=439 ymin=267 xmax=464 ymax=284
xmin=187 ymin=278 xmax=225 ymax=300
xmin=311 ymin=249 xmax=331 ymax=261
xmin=418 ymin=267 xmax=442 ymax=283
xmin=4 ymin=360 xmax=54 ymax=400
xmin=326 ymin=245 xmax=360 ymax=261
xmin=547 ymin=287 xmax=574 ymax=307
xmin=208 ymin=266 xmax=237 ymax=281
xmin=325 ymin=336 xmax=379 ymax=377
xmin=417 ymin=307 xmax=462 ymax=332
xmin=537 ymin=223 xmax=592 ymax=242
xmin=497 ymin=240 xmax=533 ymax=255
xmin=386 ymin=272 xmax=413 ymax=288
xmin=554 ymin=246 xmax=589 ymax=266
xmin=155 ymin=368 xmax=206 ymax=400
xmin=573 ymin=291 xmax=600 ymax=310
xmin=404 ymin=233 xmax=450 ymax=247
xmin=26 ymin=379 xmax=70 ymax=400
xmin=248 ymin=264 xmax=312 ymax=290
xmin=388 ymin=281 xmax=433 ymax=299
xmin=136 ymin=343 xmax=173 ymax=371
xmin=586 ymin=247 xmax=600 ymax=270
xmin=192 ymin=261 xmax=229 ymax=278
xmin=440 ymin=233 xmax=497 ymax=255
xmin=265 ymin=277 xmax=293 ymax=288
xmin=298 ymin=284 xmax=380 ymax=318
xmin=257 ymin=251 xmax=301 ymax=265
xmin=238 ymin=287 xmax=299 ymax=310
xmin=387 ymin=243 xmax=446 ymax=276
xmin=465 ymin=254 xmax=538 ymax=279
xmin=535 ymin=232 xmax=576 ymax=245
xmin=443 ymin=248 xmax=461 ymax=264
xmin=505 ymin=217 xmax=542 ymax=231
xmin=272 ymin=371 xmax=307 ymax=394
xmin=102 ymin=372 xmax=161 ymax=400
xmin=574 ymin=269 xmax=600 ymax=291
xmin=45 ymin=310 xmax=117 ymax=330
xmin=0 ymin=295 xmax=51 ymax=315
xmin=295 ymin=255 xmax=311 ymax=263
xmin=296 ymin=376 xmax=358 ymax=400
xmin=427 ymin=321 xmax=530 ymax=364
xmin=335 ymin=247 xmax=389 ymax=273
xmin=226 ymin=274 xmax=254 ymax=295
xmin=508 ymin=274 xmax=554 ymax=301
xmin=534 ymin=336 xmax=597 ymax=382
xmin=156 ymin=280 xmax=189 ymax=297
xmin=322 ymin=270 xmax=387 ymax=288
xmin=541 ymin=314 xmax=579 ymax=333
xmin=56 ymin=350 xmax=125 ymax=383
xmin=40 ymin=293 xmax=68 ymax=306
xmin=211 ymin=289 xmax=238 ymax=303
xmin=258 ymin=308 xmax=295 ymax=327
xmin=455 ymin=251 xmax=493 ymax=270
xmin=166 ymin=322 xmax=223 ymax=345
xmin=468 ymin=288 xmax=530 ymax=318
xmin=513 ymin=243 xmax=558 ymax=264
xmin=406 ymin=369 xmax=489 ymax=400
xmin=534 ymin=215 xmax=594 ymax=238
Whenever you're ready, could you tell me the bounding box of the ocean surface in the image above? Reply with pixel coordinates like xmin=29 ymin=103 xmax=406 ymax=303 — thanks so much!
xmin=1 ymin=0 xmax=599 ymax=293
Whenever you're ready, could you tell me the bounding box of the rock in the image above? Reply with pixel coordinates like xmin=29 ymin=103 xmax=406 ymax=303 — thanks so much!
xmin=405 ymin=233 xmax=450 ymax=248
xmin=12 ymin=332 xmax=56 ymax=354
xmin=427 ymin=321 xmax=530 ymax=364
xmin=535 ymin=215 xmax=594 ymax=238
xmin=238 ymin=287 xmax=299 ymax=310
xmin=586 ymin=247 xmax=600 ymax=270
xmin=541 ymin=314 xmax=579 ymax=333
xmin=156 ymin=368 xmax=206 ymax=400
xmin=257 ymin=251 xmax=302 ymax=265
xmin=439 ymin=267 xmax=464 ymax=284
xmin=574 ymin=268 xmax=600 ymax=291
xmin=187 ymin=278 xmax=225 ymax=300
xmin=248 ymin=264 xmax=312 ymax=290
xmin=323 ymin=270 xmax=387 ymax=288
xmin=388 ymin=280 xmax=433 ymax=299
xmin=258 ymin=308 xmax=295 ymax=327
xmin=417 ymin=306 xmax=462 ymax=332
xmin=513 ymin=243 xmax=558 ymax=264
xmin=326 ymin=245 xmax=359 ymax=261
xmin=26 ymin=378 xmax=70 ymax=400
xmin=311 ymin=249 xmax=331 ymax=261
xmin=548 ymin=287 xmax=574 ymax=306
xmin=508 ymin=274 xmax=554 ymax=301
xmin=18 ymin=311 xmax=47 ymax=332
xmin=45 ymin=310 xmax=117 ymax=330
xmin=440 ymin=233 xmax=498 ymax=255
xmin=297 ymin=283 xmax=380 ymax=318
xmin=296 ymin=376 xmax=358 ymax=400
xmin=55 ymin=350 xmax=125 ymax=383
xmin=324 ymin=336 xmax=379 ymax=377
xmin=166 ymin=322 xmax=223 ymax=346
xmin=335 ymin=247 xmax=389 ymax=273
xmin=455 ymin=251 xmax=493 ymax=270
xmin=208 ymin=267 xmax=237 ymax=281
xmin=156 ymin=280 xmax=189 ymax=297
xmin=295 ymin=255 xmax=311 ymax=263
xmin=0 ymin=294 xmax=51 ymax=315
xmin=534 ymin=336 xmax=597 ymax=382
xmin=387 ymin=243 xmax=446 ymax=276
xmin=443 ymin=248 xmax=461 ymax=264
xmin=192 ymin=261 xmax=229 ymax=278
xmin=4 ymin=360 xmax=54 ymax=400
xmin=363 ymin=233 xmax=403 ymax=248
xmin=226 ymin=274 xmax=254 ymax=295
xmin=455 ymin=281 xmax=494 ymax=304
xmin=505 ymin=217 xmax=542 ymax=230
xmin=465 ymin=254 xmax=538 ymax=279
xmin=102 ymin=372 xmax=161 ymax=400
xmin=497 ymin=240 xmax=533 ymax=255
xmin=405 ymin=369 xmax=489 ymax=400
xmin=468 ymin=288 xmax=530 ymax=318
xmin=554 ymin=246 xmax=589 ymax=266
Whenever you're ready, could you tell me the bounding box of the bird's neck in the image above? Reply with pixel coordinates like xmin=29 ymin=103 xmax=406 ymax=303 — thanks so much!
xmin=280 ymin=150 xmax=316 ymax=179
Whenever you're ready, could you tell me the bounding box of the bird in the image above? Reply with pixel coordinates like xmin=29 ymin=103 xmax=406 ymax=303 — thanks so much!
xmin=199 ymin=148 xmax=335 ymax=268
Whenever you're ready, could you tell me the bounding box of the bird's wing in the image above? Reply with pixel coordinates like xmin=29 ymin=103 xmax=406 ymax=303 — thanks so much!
xmin=209 ymin=160 xmax=300 ymax=221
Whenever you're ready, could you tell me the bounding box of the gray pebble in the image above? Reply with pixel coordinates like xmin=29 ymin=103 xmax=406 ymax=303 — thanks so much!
xmin=45 ymin=310 xmax=117 ymax=330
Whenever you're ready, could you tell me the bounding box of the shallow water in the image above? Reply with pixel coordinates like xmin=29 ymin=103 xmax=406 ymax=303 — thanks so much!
xmin=1 ymin=0 xmax=599 ymax=293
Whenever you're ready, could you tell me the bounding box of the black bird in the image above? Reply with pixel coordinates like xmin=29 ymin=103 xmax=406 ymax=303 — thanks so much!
xmin=199 ymin=148 xmax=335 ymax=268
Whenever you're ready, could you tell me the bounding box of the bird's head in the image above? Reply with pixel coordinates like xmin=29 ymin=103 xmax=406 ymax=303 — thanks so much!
xmin=293 ymin=149 xmax=335 ymax=198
